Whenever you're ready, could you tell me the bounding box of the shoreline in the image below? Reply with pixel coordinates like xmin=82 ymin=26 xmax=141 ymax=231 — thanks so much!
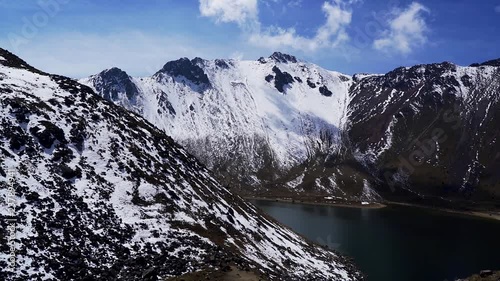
xmin=245 ymin=196 xmax=500 ymax=222
xmin=245 ymin=196 xmax=386 ymax=209
xmin=385 ymin=201 xmax=500 ymax=222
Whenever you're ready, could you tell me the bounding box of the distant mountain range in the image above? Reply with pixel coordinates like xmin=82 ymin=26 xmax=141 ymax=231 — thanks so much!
xmin=80 ymin=52 xmax=354 ymax=197
xmin=81 ymin=52 xmax=500 ymax=209
xmin=0 ymin=48 xmax=362 ymax=280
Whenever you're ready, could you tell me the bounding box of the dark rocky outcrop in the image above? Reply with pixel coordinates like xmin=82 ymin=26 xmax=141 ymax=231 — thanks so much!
xmin=307 ymin=79 xmax=316 ymax=88
xmin=319 ymin=85 xmax=333 ymax=97
xmin=269 ymin=52 xmax=298 ymax=64
xmin=29 ymin=121 xmax=67 ymax=149
xmin=215 ymin=59 xmax=230 ymax=69
xmin=157 ymin=58 xmax=211 ymax=89
xmin=271 ymin=66 xmax=294 ymax=93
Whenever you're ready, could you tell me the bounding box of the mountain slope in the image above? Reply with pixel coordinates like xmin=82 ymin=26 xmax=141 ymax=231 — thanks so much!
xmin=81 ymin=53 xmax=500 ymax=208
xmin=80 ymin=53 xmax=359 ymax=197
xmin=346 ymin=61 xmax=500 ymax=206
xmin=0 ymin=48 xmax=362 ymax=280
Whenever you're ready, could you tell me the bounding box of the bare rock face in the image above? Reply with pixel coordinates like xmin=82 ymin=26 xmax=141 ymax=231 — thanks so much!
xmin=156 ymin=57 xmax=211 ymax=90
xmin=269 ymin=52 xmax=298 ymax=64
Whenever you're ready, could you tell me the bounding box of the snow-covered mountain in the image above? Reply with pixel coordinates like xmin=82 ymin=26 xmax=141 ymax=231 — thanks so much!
xmin=82 ymin=53 xmax=500 ymax=207
xmin=347 ymin=60 xmax=500 ymax=206
xmin=80 ymin=52 xmax=367 ymax=197
xmin=0 ymin=48 xmax=362 ymax=280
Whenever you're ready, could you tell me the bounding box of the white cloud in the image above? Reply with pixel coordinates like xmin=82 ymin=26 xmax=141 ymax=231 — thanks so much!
xmin=248 ymin=1 xmax=353 ymax=52
xmin=373 ymin=2 xmax=430 ymax=54
xmin=199 ymin=0 xmax=355 ymax=52
xmin=316 ymin=2 xmax=352 ymax=45
xmin=495 ymin=5 xmax=500 ymax=13
xmin=199 ymin=0 xmax=258 ymax=26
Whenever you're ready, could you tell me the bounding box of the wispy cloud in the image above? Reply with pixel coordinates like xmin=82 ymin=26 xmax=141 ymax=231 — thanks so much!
xmin=199 ymin=0 xmax=258 ymax=27
xmin=249 ymin=1 xmax=351 ymax=51
xmin=373 ymin=2 xmax=430 ymax=54
xmin=495 ymin=5 xmax=500 ymax=13
xmin=199 ymin=0 xmax=355 ymax=52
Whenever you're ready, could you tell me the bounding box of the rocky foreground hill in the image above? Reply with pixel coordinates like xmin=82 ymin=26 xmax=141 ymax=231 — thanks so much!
xmin=0 ymin=48 xmax=362 ymax=280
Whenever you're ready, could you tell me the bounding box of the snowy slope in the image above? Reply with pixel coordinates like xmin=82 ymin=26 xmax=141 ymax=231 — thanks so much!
xmin=0 ymin=48 xmax=362 ymax=280
xmin=80 ymin=53 xmax=353 ymax=194
xmin=81 ymin=52 xmax=500 ymax=206
xmin=347 ymin=61 xmax=500 ymax=203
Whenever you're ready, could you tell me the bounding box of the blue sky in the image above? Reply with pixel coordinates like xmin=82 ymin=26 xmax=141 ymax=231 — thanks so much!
xmin=0 ymin=0 xmax=499 ymax=78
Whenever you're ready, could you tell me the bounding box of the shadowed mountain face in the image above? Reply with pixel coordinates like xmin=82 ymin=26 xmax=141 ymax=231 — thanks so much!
xmin=88 ymin=67 xmax=141 ymax=113
xmin=82 ymin=53 xmax=500 ymax=208
xmin=98 ymin=67 xmax=140 ymax=100
xmin=347 ymin=61 xmax=500 ymax=207
xmin=0 ymin=48 xmax=362 ymax=281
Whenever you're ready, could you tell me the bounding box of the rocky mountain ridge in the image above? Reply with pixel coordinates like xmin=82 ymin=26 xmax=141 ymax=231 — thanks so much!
xmin=81 ymin=52 xmax=500 ymax=208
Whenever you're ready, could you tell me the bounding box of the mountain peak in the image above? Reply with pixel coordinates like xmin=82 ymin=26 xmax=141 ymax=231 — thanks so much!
xmin=156 ymin=57 xmax=211 ymax=89
xmin=191 ymin=57 xmax=206 ymax=66
xmin=269 ymin=52 xmax=298 ymax=64
xmin=99 ymin=67 xmax=130 ymax=80
xmin=89 ymin=66 xmax=139 ymax=102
